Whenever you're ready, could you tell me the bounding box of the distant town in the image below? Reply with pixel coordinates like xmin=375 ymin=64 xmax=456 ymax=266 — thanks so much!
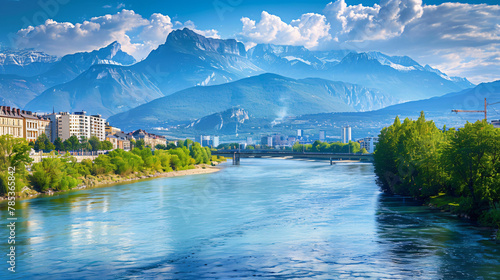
xmin=0 ymin=105 xmax=383 ymax=154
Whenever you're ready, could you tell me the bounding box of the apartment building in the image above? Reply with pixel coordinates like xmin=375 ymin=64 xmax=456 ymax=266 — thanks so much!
xmin=358 ymin=137 xmax=379 ymax=154
xmin=49 ymin=111 xmax=106 ymax=142
xmin=130 ymin=129 xmax=166 ymax=147
xmin=0 ymin=106 xmax=23 ymax=138
xmin=0 ymin=106 xmax=51 ymax=141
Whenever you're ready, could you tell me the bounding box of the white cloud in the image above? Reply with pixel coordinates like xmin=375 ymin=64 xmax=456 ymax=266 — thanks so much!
xmin=182 ymin=20 xmax=220 ymax=39
xmin=238 ymin=1 xmax=500 ymax=83
xmin=239 ymin=11 xmax=331 ymax=49
xmin=14 ymin=10 xmax=220 ymax=60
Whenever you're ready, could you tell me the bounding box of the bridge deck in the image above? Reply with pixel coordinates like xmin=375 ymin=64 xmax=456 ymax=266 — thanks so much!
xmin=212 ymin=150 xmax=374 ymax=163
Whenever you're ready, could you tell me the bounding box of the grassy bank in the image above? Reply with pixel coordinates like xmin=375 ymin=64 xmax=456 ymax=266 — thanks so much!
xmin=5 ymin=164 xmax=222 ymax=201
xmin=0 ymin=135 xmax=227 ymax=199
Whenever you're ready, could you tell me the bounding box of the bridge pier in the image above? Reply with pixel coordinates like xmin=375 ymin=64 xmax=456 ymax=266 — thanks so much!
xmin=233 ymin=152 xmax=240 ymax=165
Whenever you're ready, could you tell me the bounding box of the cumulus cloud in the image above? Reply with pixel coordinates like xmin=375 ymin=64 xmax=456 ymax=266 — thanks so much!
xmin=324 ymin=0 xmax=423 ymax=42
xmin=239 ymin=0 xmax=500 ymax=83
xmin=14 ymin=10 xmax=219 ymax=60
xmin=239 ymin=11 xmax=331 ymax=49
xmin=182 ymin=20 xmax=220 ymax=39
xmin=364 ymin=2 xmax=500 ymax=83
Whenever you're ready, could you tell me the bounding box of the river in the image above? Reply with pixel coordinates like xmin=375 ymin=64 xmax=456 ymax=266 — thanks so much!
xmin=1 ymin=159 xmax=499 ymax=279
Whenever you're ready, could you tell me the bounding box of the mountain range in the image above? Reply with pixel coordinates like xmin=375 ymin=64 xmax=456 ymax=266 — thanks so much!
xmin=107 ymin=73 xmax=397 ymax=130
xmin=0 ymin=28 xmax=480 ymax=137
xmin=0 ymin=49 xmax=59 ymax=76
xmin=284 ymin=80 xmax=500 ymax=139
xmin=0 ymin=42 xmax=136 ymax=108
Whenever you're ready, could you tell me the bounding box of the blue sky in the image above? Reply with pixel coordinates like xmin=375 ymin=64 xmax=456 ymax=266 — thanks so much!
xmin=1 ymin=0 xmax=499 ymax=83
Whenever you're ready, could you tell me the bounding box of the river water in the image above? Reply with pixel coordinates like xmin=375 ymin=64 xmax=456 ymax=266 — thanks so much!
xmin=1 ymin=159 xmax=499 ymax=279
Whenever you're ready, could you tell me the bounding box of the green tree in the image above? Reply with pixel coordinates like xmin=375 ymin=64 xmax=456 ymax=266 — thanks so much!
xmin=0 ymin=135 xmax=32 ymax=195
xmin=101 ymin=141 xmax=114 ymax=150
xmin=54 ymin=137 xmax=64 ymax=151
xmin=442 ymin=120 xmax=500 ymax=217
xmin=155 ymin=144 xmax=166 ymax=150
xmin=135 ymin=139 xmax=145 ymax=150
xmin=34 ymin=134 xmax=49 ymax=151
xmin=89 ymin=136 xmax=101 ymax=151
xmin=79 ymin=136 xmax=91 ymax=151
xmin=67 ymin=135 xmax=80 ymax=151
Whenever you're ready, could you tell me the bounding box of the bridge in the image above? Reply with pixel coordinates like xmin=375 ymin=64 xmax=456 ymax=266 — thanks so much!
xmin=212 ymin=150 xmax=374 ymax=165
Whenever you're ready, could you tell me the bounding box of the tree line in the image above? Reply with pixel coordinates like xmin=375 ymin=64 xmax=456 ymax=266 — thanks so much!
xmin=0 ymin=134 xmax=213 ymax=195
xmin=31 ymin=134 xmax=114 ymax=152
xmin=293 ymin=140 xmax=363 ymax=154
xmin=374 ymin=112 xmax=500 ymax=227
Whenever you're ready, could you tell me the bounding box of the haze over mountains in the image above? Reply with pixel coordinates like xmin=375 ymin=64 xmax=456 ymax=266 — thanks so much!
xmin=287 ymin=81 xmax=500 ymax=139
xmin=108 ymin=73 xmax=397 ymax=130
xmin=0 ymin=27 xmax=485 ymax=137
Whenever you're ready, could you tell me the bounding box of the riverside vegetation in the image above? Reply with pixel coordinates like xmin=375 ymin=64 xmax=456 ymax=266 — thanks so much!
xmin=216 ymin=140 xmax=365 ymax=153
xmin=0 ymin=135 xmax=223 ymax=197
xmin=374 ymin=112 xmax=500 ymax=231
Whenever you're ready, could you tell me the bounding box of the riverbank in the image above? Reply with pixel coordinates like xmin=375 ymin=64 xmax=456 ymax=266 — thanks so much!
xmin=3 ymin=164 xmax=223 ymax=202
xmin=427 ymin=193 xmax=500 ymax=242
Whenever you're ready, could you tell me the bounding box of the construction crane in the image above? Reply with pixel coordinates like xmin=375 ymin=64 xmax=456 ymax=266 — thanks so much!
xmin=451 ymin=98 xmax=500 ymax=122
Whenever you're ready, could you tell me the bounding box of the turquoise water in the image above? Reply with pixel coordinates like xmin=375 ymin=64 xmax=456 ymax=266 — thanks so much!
xmin=1 ymin=159 xmax=499 ymax=279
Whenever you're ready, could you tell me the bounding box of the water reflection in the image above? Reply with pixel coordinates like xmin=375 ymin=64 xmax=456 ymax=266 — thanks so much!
xmin=376 ymin=195 xmax=500 ymax=279
xmin=0 ymin=160 xmax=498 ymax=279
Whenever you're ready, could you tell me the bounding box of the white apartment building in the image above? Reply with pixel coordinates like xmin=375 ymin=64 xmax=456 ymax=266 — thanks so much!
xmin=359 ymin=137 xmax=379 ymax=153
xmin=51 ymin=111 xmax=106 ymax=141
xmin=341 ymin=126 xmax=352 ymax=144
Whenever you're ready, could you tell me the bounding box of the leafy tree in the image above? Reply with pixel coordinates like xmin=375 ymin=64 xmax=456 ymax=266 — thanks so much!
xmin=374 ymin=114 xmax=500 ymax=225
xmin=135 ymin=139 xmax=145 ymax=150
xmin=167 ymin=143 xmax=177 ymax=150
xmin=89 ymin=136 xmax=101 ymax=151
xmin=67 ymin=135 xmax=80 ymax=151
xmin=34 ymin=134 xmax=47 ymax=151
xmin=0 ymin=135 xmax=32 ymax=195
xmin=101 ymin=141 xmax=114 ymax=150
xmin=54 ymin=137 xmax=64 ymax=151
xmin=155 ymin=144 xmax=166 ymax=150
xmin=80 ymin=136 xmax=91 ymax=151
xmin=442 ymin=120 xmax=500 ymax=217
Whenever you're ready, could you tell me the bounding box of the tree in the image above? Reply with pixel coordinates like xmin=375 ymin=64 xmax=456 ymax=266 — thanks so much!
xmin=442 ymin=120 xmax=500 ymax=217
xmin=34 ymin=134 xmax=49 ymax=151
xmin=135 ymin=139 xmax=145 ymax=150
xmin=101 ymin=141 xmax=114 ymax=150
xmin=54 ymin=137 xmax=64 ymax=151
xmin=167 ymin=143 xmax=177 ymax=150
xmin=44 ymin=134 xmax=55 ymax=152
xmin=79 ymin=136 xmax=91 ymax=151
xmin=89 ymin=136 xmax=101 ymax=151
xmin=155 ymin=144 xmax=166 ymax=150
xmin=0 ymin=135 xmax=32 ymax=195
xmin=67 ymin=135 xmax=80 ymax=151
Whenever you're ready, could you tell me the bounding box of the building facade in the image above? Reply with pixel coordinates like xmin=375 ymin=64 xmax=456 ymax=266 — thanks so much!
xmin=359 ymin=137 xmax=379 ymax=153
xmin=261 ymin=136 xmax=273 ymax=147
xmin=319 ymin=130 xmax=326 ymax=142
xmin=0 ymin=106 xmax=23 ymax=138
xmin=0 ymin=106 xmax=51 ymax=141
xmin=105 ymin=122 xmax=121 ymax=135
xmin=50 ymin=111 xmax=106 ymax=142
xmin=196 ymin=135 xmax=219 ymax=148
xmin=341 ymin=126 xmax=352 ymax=144
xmin=131 ymin=129 xmax=166 ymax=148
